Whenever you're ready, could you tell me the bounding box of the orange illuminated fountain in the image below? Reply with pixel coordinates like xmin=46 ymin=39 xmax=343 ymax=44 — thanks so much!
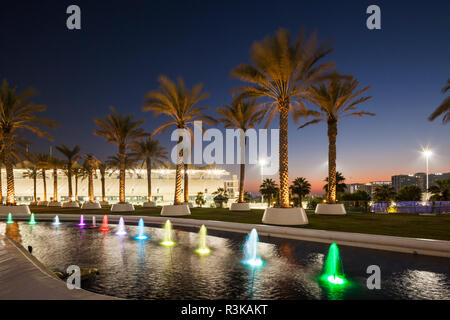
xmin=99 ymin=215 xmax=110 ymax=232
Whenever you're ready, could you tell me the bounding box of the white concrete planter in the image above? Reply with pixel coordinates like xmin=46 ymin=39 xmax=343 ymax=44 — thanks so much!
xmin=62 ymin=201 xmax=80 ymax=208
xmin=81 ymin=202 xmax=101 ymax=209
xmin=230 ymin=202 xmax=251 ymax=211
xmin=111 ymin=203 xmax=135 ymax=212
xmin=99 ymin=201 xmax=109 ymax=206
xmin=143 ymin=201 xmax=156 ymax=208
xmin=161 ymin=204 xmax=191 ymax=216
xmin=47 ymin=201 xmax=62 ymax=207
xmin=262 ymin=207 xmax=309 ymax=225
xmin=315 ymin=203 xmax=346 ymax=215
xmin=183 ymin=202 xmax=194 ymax=208
xmin=37 ymin=201 xmax=48 ymax=206
xmin=0 ymin=205 xmax=31 ymax=215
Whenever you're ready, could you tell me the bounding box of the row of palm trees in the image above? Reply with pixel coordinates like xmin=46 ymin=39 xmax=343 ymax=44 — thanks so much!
xmin=1 ymin=28 xmax=381 ymax=209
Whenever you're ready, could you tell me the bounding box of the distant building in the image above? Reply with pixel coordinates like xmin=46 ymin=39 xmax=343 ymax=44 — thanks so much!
xmin=370 ymin=181 xmax=392 ymax=195
xmin=391 ymin=172 xmax=450 ymax=191
xmin=348 ymin=181 xmax=391 ymax=197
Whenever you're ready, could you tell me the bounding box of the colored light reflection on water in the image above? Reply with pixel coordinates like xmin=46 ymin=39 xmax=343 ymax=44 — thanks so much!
xmin=195 ymin=225 xmax=211 ymax=255
xmin=115 ymin=217 xmax=127 ymax=236
xmin=160 ymin=220 xmax=175 ymax=246
xmin=6 ymin=213 xmax=14 ymax=224
xmin=242 ymin=228 xmax=263 ymax=268
xmin=99 ymin=215 xmax=110 ymax=232
xmin=28 ymin=213 xmax=37 ymax=225
xmin=134 ymin=218 xmax=149 ymax=240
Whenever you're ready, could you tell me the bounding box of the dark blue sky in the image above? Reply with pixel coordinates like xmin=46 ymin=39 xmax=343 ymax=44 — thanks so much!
xmin=1 ymin=0 xmax=449 ymax=193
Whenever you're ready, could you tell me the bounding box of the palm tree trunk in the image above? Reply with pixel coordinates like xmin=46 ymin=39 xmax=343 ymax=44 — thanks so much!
xmin=146 ymin=158 xmax=152 ymax=202
xmin=5 ymin=150 xmax=15 ymax=205
xmin=33 ymin=173 xmax=37 ymax=202
xmin=183 ymin=163 xmax=189 ymax=203
xmin=88 ymin=168 xmax=94 ymax=202
xmin=101 ymin=172 xmax=106 ymax=202
xmin=327 ymin=119 xmax=338 ymax=204
xmin=239 ymin=163 xmax=245 ymax=203
xmin=174 ymin=136 xmax=183 ymax=205
xmin=0 ymin=166 xmax=3 ymax=204
xmin=119 ymin=145 xmax=126 ymax=203
xmin=279 ymin=101 xmax=290 ymax=208
xmin=67 ymin=163 xmax=73 ymax=201
xmin=42 ymin=169 xmax=47 ymax=201
xmin=53 ymin=168 xmax=58 ymax=202
xmin=74 ymin=174 xmax=78 ymax=201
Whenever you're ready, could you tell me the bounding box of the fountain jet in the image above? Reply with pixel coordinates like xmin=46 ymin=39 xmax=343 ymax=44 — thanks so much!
xmin=134 ymin=218 xmax=149 ymax=240
xmin=160 ymin=220 xmax=175 ymax=246
xmin=77 ymin=215 xmax=86 ymax=227
xmin=116 ymin=217 xmax=127 ymax=236
xmin=28 ymin=213 xmax=37 ymax=225
xmin=195 ymin=225 xmax=211 ymax=255
xmin=322 ymin=242 xmax=346 ymax=285
xmin=99 ymin=215 xmax=110 ymax=232
xmin=242 ymin=228 xmax=263 ymax=267
xmin=90 ymin=216 xmax=97 ymax=228
xmin=6 ymin=213 xmax=14 ymax=224
xmin=53 ymin=215 xmax=61 ymax=226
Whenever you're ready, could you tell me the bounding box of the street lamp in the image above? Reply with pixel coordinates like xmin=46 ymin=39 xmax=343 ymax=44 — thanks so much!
xmin=422 ymin=148 xmax=432 ymax=201
xmin=259 ymin=159 xmax=266 ymax=205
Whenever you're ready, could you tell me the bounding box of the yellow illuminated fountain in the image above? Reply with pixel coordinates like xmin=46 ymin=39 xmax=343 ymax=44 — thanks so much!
xmin=160 ymin=220 xmax=175 ymax=246
xmin=195 ymin=225 xmax=211 ymax=255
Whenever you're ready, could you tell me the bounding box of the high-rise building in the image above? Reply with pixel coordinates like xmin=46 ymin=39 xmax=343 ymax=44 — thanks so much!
xmin=391 ymin=172 xmax=450 ymax=191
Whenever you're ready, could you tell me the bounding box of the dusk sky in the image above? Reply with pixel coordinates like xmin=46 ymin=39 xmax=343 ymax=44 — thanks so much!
xmin=1 ymin=0 xmax=449 ymax=194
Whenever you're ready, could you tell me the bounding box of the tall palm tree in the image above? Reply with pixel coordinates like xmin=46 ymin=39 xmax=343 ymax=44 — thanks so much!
xmin=143 ymin=76 xmax=209 ymax=205
xmin=23 ymin=152 xmax=40 ymax=204
xmin=215 ymin=98 xmax=265 ymax=203
xmin=290 ymin=177 xmax=311 ymax=206
xmin=47 ymin=156 xmax=64 ymax=203
xmin=82 ymin=154 xmax=100 ymax=203
xmin=0 ymin=79 xmax=58 ymax=205
xmin=428 ymin=79 xmax=450 ymax=124
xmin=373 ymin=185 xmax=396 ymax=204
xmin=323 ymin=171 xmax=347 ymax=196
xmin=56 ymin=144 xmax=81 ymax=202
xmin=299 ymin=75 xmax=374 ymax=204
xmin=35 ymin=152 xmax=51 ymax=203
xmin=98 ymin=161 xmax=107 ymax=204
xmin=72 ymin=166 xmax=84 ymax=201
xmin=130 ymin=138 xmax=168 ymax=204
xmin=94 ymin=107 xmax=147 ymax=203
xmin=231 ymin=29 xmax=334 ymax=208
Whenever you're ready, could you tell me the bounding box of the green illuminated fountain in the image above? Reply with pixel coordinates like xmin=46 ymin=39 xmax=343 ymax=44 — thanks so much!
xmin=160 ymin=220 xmax=175 ymax=246
xmin=28 ymin=213 xmax=37 ymax=225
xmin=321 ymin=242 xmax=346 ymax=285
xmin=195 ymin=225 xmax=211 ymax=255
xmin=6 ymin=213 xmax=14 ymax=224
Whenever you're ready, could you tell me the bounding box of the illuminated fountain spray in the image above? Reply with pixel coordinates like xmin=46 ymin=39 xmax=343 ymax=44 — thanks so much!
xmin=160 ymin=220 xmax=175 ymax=246
xmin=242 ymin=229 xmax=263 ymax=267
xmin=90 ymin=216 xmax=97 ymax=228
xmin=6 ymin=213 xmax=14 ymax=224
xmin=28 ymin=213 xmax=37 ymax=225
xmin=134 ymin=218 xmax=149 ymax=240
xmin=77 ymin=215 xmax=86 ymax=227
xmin=99 ymin=215 xmax=110 ymax=232
xmin=115 ymin=217 xmax=127 ymax=236
xmin=195 ymin=225 xmax=211 ymax=255
xmin=53 ymin=215 xmax=61 ymax=226
xmin=321 ymin=242 xmax=346 ymax=285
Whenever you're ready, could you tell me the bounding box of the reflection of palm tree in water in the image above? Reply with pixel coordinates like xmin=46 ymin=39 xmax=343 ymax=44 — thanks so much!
xmin=280 ymin=242 xmax=296 ymax=263
xmin=5 ymin=222 xmax=22 ymax=243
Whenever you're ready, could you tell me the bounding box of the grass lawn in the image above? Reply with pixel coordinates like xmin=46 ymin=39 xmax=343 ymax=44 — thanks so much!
xmin=29 ymin=206 xmax=450 ymax=241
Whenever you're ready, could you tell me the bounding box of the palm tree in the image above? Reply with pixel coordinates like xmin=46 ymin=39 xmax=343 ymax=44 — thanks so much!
xmin=72 ymin=166 xmax=84 ymax=202
xmin=323 ymin=171 xmax=347 ymax=196
xmin=47 ymin=156 xmax=64 ymax=204
xmin=428 ymin=79 xmax=450 ymax=124
xmin=300 ymin=75 xmax=374 ymax=204
xmin=143 ymin=76 xmax=209 ymax=205
xmin=0 ymin=79 xmax=58 ymax=205
xmin=290 ymin=177 xmax=311 ymax=206
xmin=35 ymin=152 xmax=51 ymax=203
xmin=94 ymin=107 xmax=147 ymax=204
xmin=56 ymin=144 xmax=81 ymax=203
xmin=215 ymin=98 xmax=265 ymax=203
xmin=373 ymin=185 xmax=396 ymax=204
xmin=130 ymin=138 xmax=168 ymax=204
xmin=429 ymin=178 xmax=450 ymax=201
xmin=98 ymin=161 xmax=107 ymax=204
xmin=231 ymin=29 xmax=334 ymax=208
xmin=260 ymin=178 xmax=279 ymax=207
xmin=212 ymin=188 xmax=229 ymax=208
xmin=82 ymin=154 xmax=100 ymax=203
xmin=22 ymin=152 xmax=40 ymax=204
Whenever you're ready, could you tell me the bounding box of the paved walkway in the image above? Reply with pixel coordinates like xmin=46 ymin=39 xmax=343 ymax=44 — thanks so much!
xmin=0 ymin=236 xmax=115 ymax=300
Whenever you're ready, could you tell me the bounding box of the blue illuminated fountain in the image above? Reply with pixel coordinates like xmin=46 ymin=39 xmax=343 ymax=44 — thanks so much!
xmin=53 ymin=215 xmax=61 ymax=226
xmin=115 ymin=217 xmax=127 ymax=236
xmin=242 ymin=228 xmax=263 ymax=267
xmin=134 ymin=218 xmax=149 ymax=240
